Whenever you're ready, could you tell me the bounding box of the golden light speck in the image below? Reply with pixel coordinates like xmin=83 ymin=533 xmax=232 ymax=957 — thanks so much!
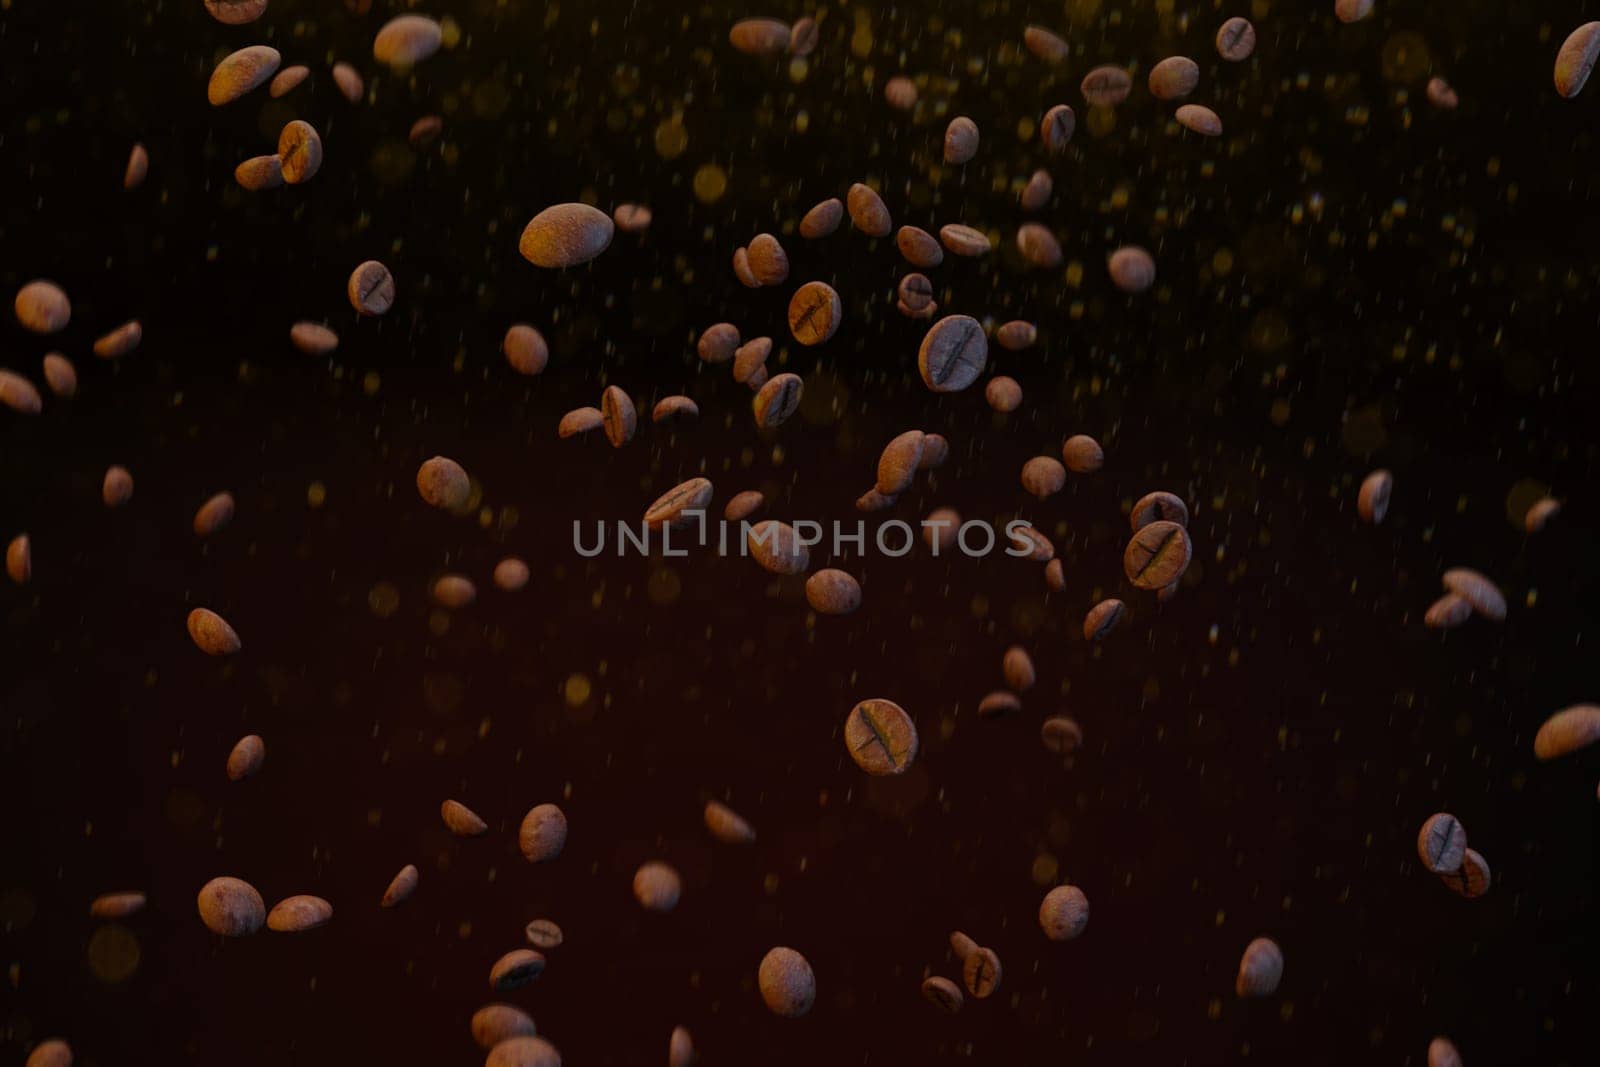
xmin=1030 ymin=853 xmax=1060 ymax=885
xmin=87 ymin=924 xmax=140 ymax=984
xmin=564 ymin=673 xmax=593 ymax=707
xmin=368 ymin=581 xmax=400 ymax=619
xmin=654 ymin=118 xmax=688 ymax=160
xmin=306 ymin=481 xmax=326 ymax=508
xmin=692 ymin=163 xmax=728 ymax=203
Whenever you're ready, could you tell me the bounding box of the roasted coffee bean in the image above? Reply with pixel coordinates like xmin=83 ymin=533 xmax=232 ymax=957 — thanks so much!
xmin=503 ymin=324 xmax=549 ymax=375
xmin=291 ymin=322 xmax=339 ymax=356
xmin=1021 ymin=456 xmax=1066 ymax=498
xmin=1441 ymin=567 xmax=1506 ymax=620
xmin=489 ymin=949 xmax=546 ymax=991
xmin=373 ymin=14 xmax=443 ymax=69
xmin=601 ymin=385 xmax=637 ymax=447
xmin=978 ymin=691 xmax=1021 ymax=719
xmin=845 ymin=698 xmax=918 ymax=775
xmin=42 ymin=353 xmax=77 ymax=396
xmin=1020 ymin=168 xmax=1053 ymax=211
xmin=847 ymin=183 xmax=892 ymax=237
xmin=0 ymin=371 xmax=41 ymax=415
xmin=724 ymin=490 xmax=764 ymax=522
xmin=1175 ymin=104 xmax=1223 ymax=136
xmin=90 ymin=891 xmax=147 ymax=920
xmin=1524 ymin=496 xmax=1560 ymax=532
xmin=1557 ymin=22 xmax=1600 ymax=97
xmin=898 ymin=273 xmax=934 ymax=311
xmin=1023 ymin=24 xmax=1069 ymax=61
xmin=856 ymin=488 xmax=898 ymax=513
xmin=961 ymin=946 xmax=1002 ymax=998
xmin=669 ymin=1026 xmax=695 ymax=1067
xmin=1062 ymin=434 xmax=1104 ymax=473
xmin=896 ymin=297 xmax=936 ymax=320
xmin=347 ymin=261 xmax=395 ymax=316
xmin=226 ymin=734 xmax=264 ymax=781
xmin=381 ymin=864 xmax=418 ymax=908
xmin=1426 ymin=77 xmax=1459 ymax=109
xmin=193 ymin=491 xmax=235 ymax=537
xmin=1123 ymin=521 xmax=1191 ymax=589
xmin=197 ymin=876 xmax=264 ymax=937
xmin=208 ymin=46 xmax=281 ymax=106
xmin=918 ymin=315 xmax=987 ymax=393
xmin=1083 ymin=598 xmax=1126 ymax=640
xmin=93 ymin=320 xmax=142 ymax=359
xmin=1424 ymin=593 xmax=1471 ymax=630
xmin=519 ymin=803 xmax=567 ymax=862
xmin=432 ymin=574 xmax=477 ymax=609
xmin=1041 ymin=716 xmax=1083 ymax=754
xmin=1041 ymin=104 xmax=1076 ymax=152
xmin=806 ymin=569 xmax=862 ymax=615
xmin=441 ymin=800 xmax=487 ymax=837
xmin=205 ymin=0 xmax=267 ymax=25
xmin=269 ymin=64 xmax=309 ymax=98
xmin=1357 ymin=469 xmax=1393 ymax=523
xmin=632 ymin=862 xmax=682 ymax=912
xmin=485 ymin=1036 xmax=561 ymax=1067
xmin=732 ymin=337 xmax=772 ymax=384
xmin=331 ymin=61 xmax=364 ymax=102
xmin=6 ymin=534 xmax=32 ymax=584
xmin=1108 ymin=246 xmax=1156 ymax=292
xmin=1039 ymin=885 xmax=1089 ymax=941
xmin=26 ymin=1041 xmax=72 ymax=1067
xmin=949 ymin=931 xmax=979 ymax=961
xmin=123 ymin=142 xmax=148 ymax=189
xmin=518 ymin=203 xmax=615 ymax=268
xmin=1149 ymin=56 xmax=1200 ymax=99
xmin=1235 ymin=937 xmax=1283 ymax=997
xmin=729 ymin=17 xmax=791 ymax=55
xmin=1216 ymin=17 xmax=1257 ymax=61
xmin=788 ymin=281 xmax=841 ymax=345
xmin=876 ymin=430 xmax=926 ymax=494
xmin=1016 ymin=223 xmax=1063 ymax=268
xmin=14 ymin=280 xmax=70 ymax=334
xmin=704 ymin=800 xmax=757 ymax=844
xmin=614 ymin=202 xmax=650 ymax=232
xmin=1428 ymin=1037 xmax=1463 ymax=1067
xmin=493 ymin=558 xmax=530 ymax=592
xmin=1081 ymin=65 xmax=1132 ymax=108
xmin=1130 ymin=491 xmax=1188 ymax=531
xmin=1010 ymin=524 xmax=1055 ymax=562
xmin=996 ymin=320 xmax=1038 ymax=351
xmin=187 ymin=608 xmax=241 ymax=655
xmin=921 ymin=975 xmax=964 ymax=1014
xmin=471 ymin=1004 xmax=536 ymax=1049
xmin=759 ymin=947 xmax=816 ymax=1017
xmin=1334 ymin=0 xmax=1374 ymax=23
xmin=235 ymin=154 xmax=283 ymax=191
xmin=939 ymin=224 xmax=990 ymax=256
xmin=1002 ymin=646 xmax=1036 ymax=691
xmin=645 ymin=478 xmax=713 ymax=530
xmin=788 ymin=16 xmax=818 ymax=56
xmin=101 ymin=466 xmax=134 ymax=509
xmin=799 ymin=198 xmax=843 ymax=238
xmin=524 ymin=919 xmax=563 ymax=950
xmin=922 ymin=507 xmax=961 ymax=552
xmin=920 ymin=433 xmax=950 ymax=469
xmin=697 ymin=322 xmax=740 ymax=364
xmin=277 ymin=120 xmax=322 ymax=183
xmin=748 ymin=520 xmax=810 ymax=575
xmin=559 ymin=407 xmax=603 ymax=438
xmin=1417 ymin=813 xmax=1468 ymax=873
xmin=748 ymin=233 xmax=790 ymax=285
xmin=986 ymin=376 xmax=1022 ymax=412
xmin=1439 ymin=849 xmax=1491 ymax=899
xmin=943 ymin=116 xmax=979 ymax=164
xmin=268 ymin=895 xmax=332 ymax=933
xmin=896 ymin=225 xmax=944 ymax=267
xmin=884 ymin=75 xmax=918 ymax=110
xmin=1044 ymin=558 xmax=1066 ymax=592
xmin=1533 ymin=704 xmax=1600 ymax=760
xmin=416 ymin=456 xmax=470 ymax=509
xmin=407 ymin=114 xmax=444 ymax=148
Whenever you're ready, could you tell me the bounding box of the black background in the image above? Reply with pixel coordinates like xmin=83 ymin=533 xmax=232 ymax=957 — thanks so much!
xmin=2 ymin=1 xmax=1597 ymax=1064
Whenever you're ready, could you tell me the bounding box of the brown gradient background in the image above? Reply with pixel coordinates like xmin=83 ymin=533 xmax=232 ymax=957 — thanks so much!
xmin=2 ymin=1 xmax=1597 ymax=1064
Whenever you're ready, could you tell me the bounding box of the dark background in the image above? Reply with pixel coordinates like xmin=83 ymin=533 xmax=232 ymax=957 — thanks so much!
xmin=2 ymin=0 xmax=1597 ymax=1064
